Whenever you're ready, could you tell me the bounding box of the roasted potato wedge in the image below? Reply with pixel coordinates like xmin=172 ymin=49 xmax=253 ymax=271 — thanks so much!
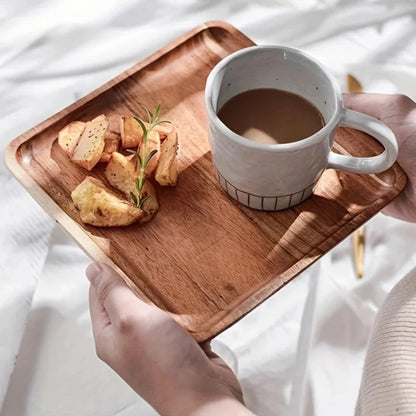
xmin=137 ymin=121 xmax=173 ymax=141
xmin=101 ymin=114 xmax=121 ymax=162
xmin=120 ymin=116 xmax=142 ymax=148
xmin=105 ymin=152 xmax=159 ymax=222
xmin=104 ymin=130 xmax=119 ymax=141
xmin=71 ymin=176 xmax=143 ymax=227
xmin=139 ymin=129 xmax=160 ymax=175
xmin=155 ymin=125 xmax=179 ymax=186
xmin=57 ymin=121 xmax=85 ymax=157
xmin=154 ymin=122 xmax=173 ymax=140
xmin=108 ymin=114 xmax=121 ymax=136
xmin=71 ymin=114 xmax=108 ymax=170
xmin=120 ymin=116 xmax=172 ymax=148
xmin=100 ymin=137 xmax=120 ymax=163
xmin=139 ymin=181 xmax=159 ymax=223
xmin=105 ymin=152 xmax=137 ymax=195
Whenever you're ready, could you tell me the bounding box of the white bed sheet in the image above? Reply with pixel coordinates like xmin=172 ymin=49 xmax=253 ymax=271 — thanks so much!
xmin=1 ymin=1 xmax=416 ymax=415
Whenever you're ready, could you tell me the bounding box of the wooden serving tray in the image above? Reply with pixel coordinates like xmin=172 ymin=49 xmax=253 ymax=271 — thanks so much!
xmin=6 ymin=21 xmax=406 ymax=342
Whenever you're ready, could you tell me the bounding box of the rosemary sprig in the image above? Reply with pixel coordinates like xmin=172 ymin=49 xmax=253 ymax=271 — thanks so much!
xmin=126 ymin=104 xmax=170 ymax=208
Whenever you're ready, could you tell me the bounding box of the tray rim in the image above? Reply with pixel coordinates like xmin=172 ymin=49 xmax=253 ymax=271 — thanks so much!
xmin=4 ymin=20 xmax=251 ymax=318
xmin=4 ymin=21 xmax=407 ymax=342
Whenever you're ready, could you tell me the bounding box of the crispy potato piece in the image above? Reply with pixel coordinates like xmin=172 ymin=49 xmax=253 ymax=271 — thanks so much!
xmin=105 ymin=130 xmax=119 ymax=141
xmin=71 ymin=176 xmax=143 ymax=227
xmin=120 ymin=116 xmax=142 ymax=148
xmin=71 ymin=114 xmax=108 ymax=170
xmin=138 ymin=121 xmax=173 ymax=141
xmin=105 ymin=152 xmax=159 ymax=222
xmin=155 ymin=125 xmax=179 ymax=186
xmin=57 ymin=121 xmax=85 ymax=157
xmin=120 ymin=116 xmax=172 ymax=148
xmin=139 ymin=129 xmax=160 ymax=175
xmin=102 ymin=115 xmax=121 ymax=162
xmin=139 ymin=181 xmax=159 ymax=223
xmin=153 ymin=122 xmax=173 ymax=140
xmin=99 ymin=136 xmax=120 ymax=163
xmin=108 ymin=114 xmax=121 ymax=135
xmin=99 ymin=154 xmax=112 ymax=164
xmin=105 ymin=152 xmax=137 ymax=195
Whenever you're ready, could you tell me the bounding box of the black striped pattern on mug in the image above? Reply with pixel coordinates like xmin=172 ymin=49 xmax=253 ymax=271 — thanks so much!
xmin=215 ymin=169 xmax=318 ymax=210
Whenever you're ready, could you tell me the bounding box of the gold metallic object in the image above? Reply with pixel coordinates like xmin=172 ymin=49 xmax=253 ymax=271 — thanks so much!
xmin=346 ymin=74 xmax=363 ymax=93
xmin=353 ymin=226 xmax=365 ymax=278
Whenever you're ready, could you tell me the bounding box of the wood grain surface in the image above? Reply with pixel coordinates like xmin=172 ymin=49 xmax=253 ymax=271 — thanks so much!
xmin=5 ymin=21 xmax=407 ymax=342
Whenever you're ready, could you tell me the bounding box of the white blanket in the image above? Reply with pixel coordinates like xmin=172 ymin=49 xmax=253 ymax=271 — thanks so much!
xmin=1 ymin=1 xmax=416 ymax=415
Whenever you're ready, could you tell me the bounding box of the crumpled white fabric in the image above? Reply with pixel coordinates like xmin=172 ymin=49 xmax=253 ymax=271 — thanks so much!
xmin=1 ymin=1 xmax=416 ymax=415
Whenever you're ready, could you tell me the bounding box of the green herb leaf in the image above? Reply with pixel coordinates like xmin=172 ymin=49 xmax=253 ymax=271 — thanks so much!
xmin=156 ymin=120 xmax=171 ymax=125
xmin=137 ymin=153 xmax=143 ymax=167
xmin=144 ymin=149 xmax=158 ymax=168
xmin=134 ymin=117 xmax=148 ymax=143
xmin=153 ymin=104 xmax=161 ymax=124
xmin=137 ymin=174 xmax=148 ymax=193
xmin=126 ymin=148 xmax=143 ymax=166
xmin=136 ymin=177 xmax=142 ymax=193
xmin=130 ymin=191 xmax=138 ymax=206
xmin=143 ymin=106 xmax=152 ymax=125
xmin=131 ymin=104 xmax=169 ymax=215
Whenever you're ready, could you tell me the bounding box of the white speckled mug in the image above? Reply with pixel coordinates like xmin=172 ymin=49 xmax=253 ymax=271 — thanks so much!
xmin=205 ymin=46 xmax=398 ymax=211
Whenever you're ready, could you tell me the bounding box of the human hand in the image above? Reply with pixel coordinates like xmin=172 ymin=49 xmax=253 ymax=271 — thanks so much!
xmin=86 ymin=263 xmax=254 ymax=416
xmin=343 ymin=93 xmax=416 ymax=223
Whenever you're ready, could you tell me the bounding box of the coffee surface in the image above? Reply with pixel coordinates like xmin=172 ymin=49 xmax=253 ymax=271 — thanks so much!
xmin=217 ymin=88 xmax=324 ymax=144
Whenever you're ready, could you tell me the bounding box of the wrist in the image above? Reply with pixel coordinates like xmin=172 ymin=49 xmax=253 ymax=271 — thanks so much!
xmin=186 ymin=396 xmax=254 ymax=416
xmin=159 ymin=388 xmax=254 ymax=416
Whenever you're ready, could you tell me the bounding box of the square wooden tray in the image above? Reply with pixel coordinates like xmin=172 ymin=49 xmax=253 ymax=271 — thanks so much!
xmin=6 ymin=21 xmax=406 ymax=342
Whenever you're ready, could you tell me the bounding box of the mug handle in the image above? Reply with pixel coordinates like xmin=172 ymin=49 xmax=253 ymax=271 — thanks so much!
xmin=327 ymin=108 xmax=398 ymax=174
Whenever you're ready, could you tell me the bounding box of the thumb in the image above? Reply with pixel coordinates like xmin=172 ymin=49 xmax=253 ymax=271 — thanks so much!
xmin=342 ymin=92 xmax=389 ymax=120
xmin=86 ymin=263 xmax=144 ymax=324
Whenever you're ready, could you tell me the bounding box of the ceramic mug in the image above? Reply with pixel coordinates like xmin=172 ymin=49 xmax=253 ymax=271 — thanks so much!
xmin=205 ymin=45 xmax=398 ymax=211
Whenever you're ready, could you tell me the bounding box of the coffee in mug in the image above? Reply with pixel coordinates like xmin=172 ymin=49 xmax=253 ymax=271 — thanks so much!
xmin=217 ymin=88 xmax=325 ymax=145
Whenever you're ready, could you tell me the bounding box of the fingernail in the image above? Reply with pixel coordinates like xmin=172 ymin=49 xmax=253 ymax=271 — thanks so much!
xmin=86 ymin=262 xmax=103 ymax=284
